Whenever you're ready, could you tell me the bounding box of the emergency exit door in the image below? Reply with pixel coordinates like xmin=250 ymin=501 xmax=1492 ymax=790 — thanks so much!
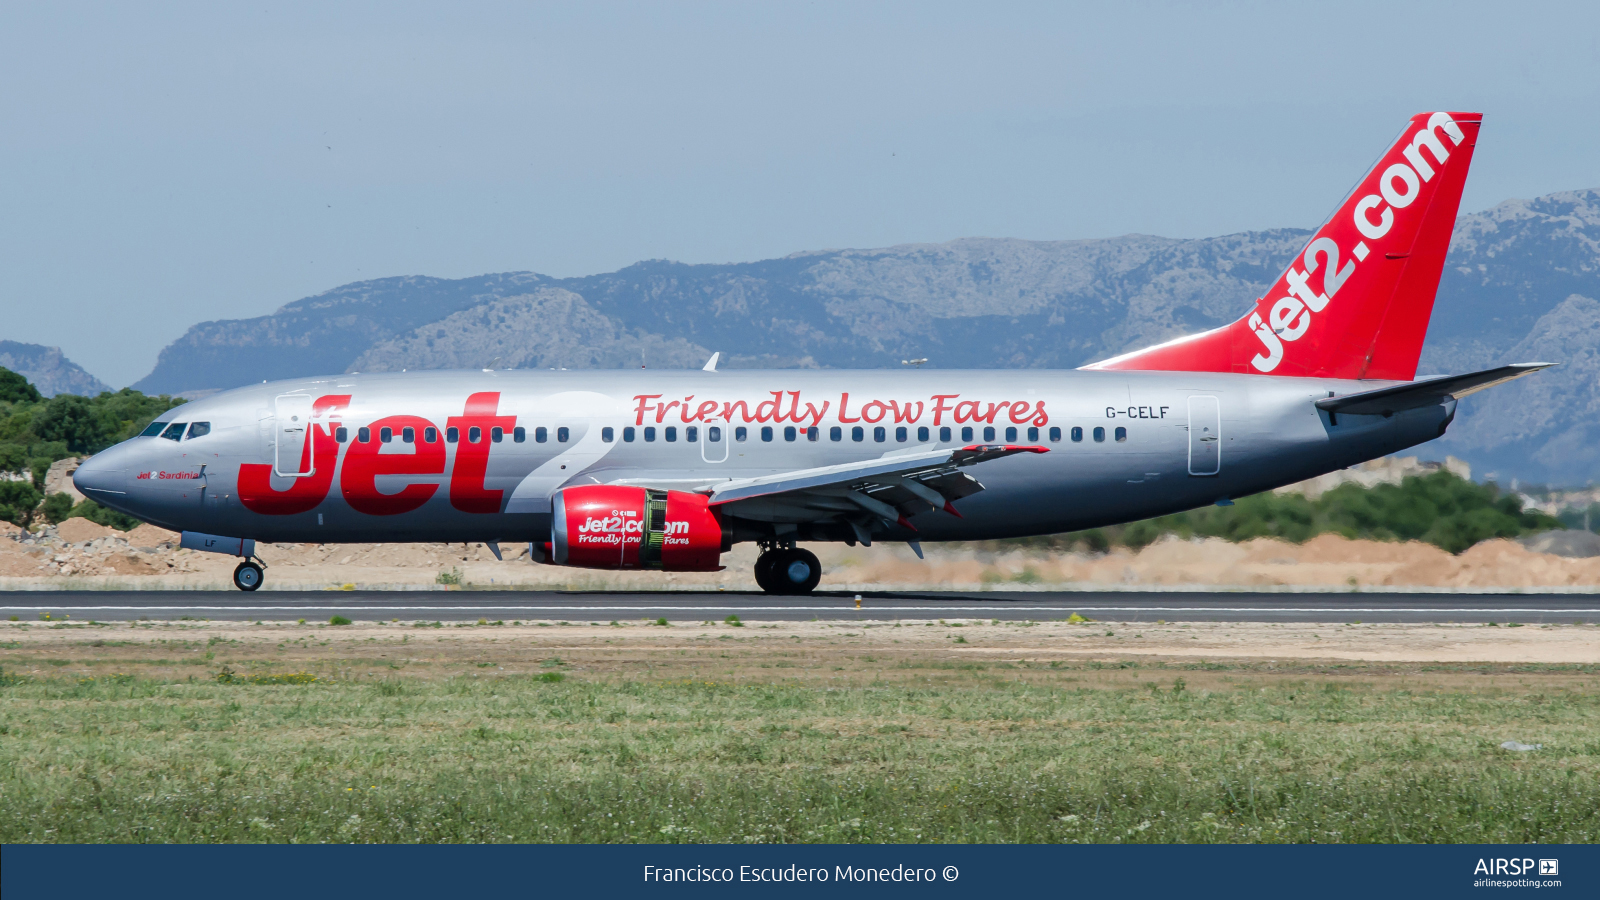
xmin=1187 ymin=395 xmax=1221 ymax=476
xmin=273 ymin=393 xmax=316 ymax=477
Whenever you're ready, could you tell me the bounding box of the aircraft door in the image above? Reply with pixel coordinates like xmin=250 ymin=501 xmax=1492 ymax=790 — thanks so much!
xmin=700 ymin=420 xmax=729 ymax=463
xmin=1187 ymin=395 xmax=1221 ymax=476
xmin=273 ymin=393 xmax=316 ymax=477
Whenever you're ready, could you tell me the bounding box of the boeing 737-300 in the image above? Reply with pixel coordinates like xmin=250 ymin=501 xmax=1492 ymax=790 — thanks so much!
xmin=73 ymin=111 xmax=1550 ymax=593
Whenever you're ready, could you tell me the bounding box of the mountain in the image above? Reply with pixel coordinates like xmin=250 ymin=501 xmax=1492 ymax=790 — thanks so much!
xmin=133 ymin=188 xmax=1600 ymax=484
xmin=0 ymin=341 xmax=113 ymax=397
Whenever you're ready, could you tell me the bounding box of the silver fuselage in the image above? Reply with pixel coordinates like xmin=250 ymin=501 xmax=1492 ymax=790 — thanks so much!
xmin=73 ymin=369 xmax=1453 ymax=545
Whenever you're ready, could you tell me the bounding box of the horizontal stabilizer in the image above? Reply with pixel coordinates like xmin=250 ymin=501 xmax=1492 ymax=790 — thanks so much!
xmin=1315 ymin=363 xmax=1554 ymax=416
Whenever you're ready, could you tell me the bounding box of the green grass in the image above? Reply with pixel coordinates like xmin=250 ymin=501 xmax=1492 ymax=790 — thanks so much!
xmin=1 ymin=670 xmax=1595 ymax=843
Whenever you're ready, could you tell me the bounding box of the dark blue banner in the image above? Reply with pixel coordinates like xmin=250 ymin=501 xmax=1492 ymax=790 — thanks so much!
xmin=3 ymin=844 xmax=1592 ymax=899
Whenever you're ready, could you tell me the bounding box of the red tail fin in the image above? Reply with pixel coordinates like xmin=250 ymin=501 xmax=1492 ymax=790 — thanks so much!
xmin=1086 ymin=112 xmax=1481 ymax=380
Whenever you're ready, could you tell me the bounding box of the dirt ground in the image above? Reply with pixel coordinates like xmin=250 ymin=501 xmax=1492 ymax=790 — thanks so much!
xmin=3 ymin=518 xmax=1599 ymax=592
xmin=5 ymin=617 xmax=1596 ymax=689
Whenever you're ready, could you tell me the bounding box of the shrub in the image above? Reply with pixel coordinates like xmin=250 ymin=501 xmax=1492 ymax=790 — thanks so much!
xmin=329 ymin=615 xmax=352 ymax=626
xmin=536 ymin=672 xmax=565 ymax=683
xmin=39 ymin=492 xmax=75 ymax=525
xmin=724 ymin=615 xmax=744 ymax=627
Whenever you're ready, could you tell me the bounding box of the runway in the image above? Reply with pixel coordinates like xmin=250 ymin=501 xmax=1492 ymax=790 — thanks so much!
xmin=2 ymin=590 xmax=1596 ymax=624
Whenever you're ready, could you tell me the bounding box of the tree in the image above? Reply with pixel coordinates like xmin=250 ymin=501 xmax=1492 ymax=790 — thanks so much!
xmin=0 ymin=368 xmax=41 ymax=404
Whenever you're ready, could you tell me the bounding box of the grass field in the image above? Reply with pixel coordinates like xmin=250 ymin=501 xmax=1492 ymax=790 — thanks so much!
xmin=1 ymin=618 xmax=1597 ymax=843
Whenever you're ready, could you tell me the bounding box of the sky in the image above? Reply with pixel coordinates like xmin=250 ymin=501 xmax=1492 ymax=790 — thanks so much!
xmin=2 ymin=2 xmax=1598 ymax=387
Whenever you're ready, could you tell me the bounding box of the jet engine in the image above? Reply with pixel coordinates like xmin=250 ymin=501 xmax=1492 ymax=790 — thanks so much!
xmin=551 ymin=485 xmax=727 ymax=571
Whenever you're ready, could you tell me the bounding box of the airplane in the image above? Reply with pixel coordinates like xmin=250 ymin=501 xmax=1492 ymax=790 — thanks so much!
xmin=73 ymin=111 xmax=1550 ymax=594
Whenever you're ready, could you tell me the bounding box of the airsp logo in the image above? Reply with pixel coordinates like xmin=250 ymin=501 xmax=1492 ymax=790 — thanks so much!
xmin=1539 ymin=859 xmax=1559 ymax=877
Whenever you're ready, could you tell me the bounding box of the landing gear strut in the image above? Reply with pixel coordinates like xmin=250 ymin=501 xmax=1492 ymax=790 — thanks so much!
xmin=754 ymin=542 xmax=822 ymax=595
xmin=232 ymin=560 xmax=264 ymax=592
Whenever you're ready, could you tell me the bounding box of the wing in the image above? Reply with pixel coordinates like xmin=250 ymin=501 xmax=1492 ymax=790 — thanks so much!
xmin=699 ymin=444 xmax=1048 ymax=540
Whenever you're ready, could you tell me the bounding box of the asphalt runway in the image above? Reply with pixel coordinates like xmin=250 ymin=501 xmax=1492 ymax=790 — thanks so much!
xmin=1 ymin=590 xmax=1596 ymax=624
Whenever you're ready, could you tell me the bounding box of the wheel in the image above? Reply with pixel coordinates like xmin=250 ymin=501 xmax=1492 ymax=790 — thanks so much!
xmin=753 ymin=551 xmax=780 ymax=593
xmin=770 ymin=548 xmax=822 ymax=595
xmin=233 ymin=560 xmax=264 ymax=592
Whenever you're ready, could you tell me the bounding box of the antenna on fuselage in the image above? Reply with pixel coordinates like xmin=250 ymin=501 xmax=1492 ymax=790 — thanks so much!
xmin=702 ymin=352 xmax=720 ymax=372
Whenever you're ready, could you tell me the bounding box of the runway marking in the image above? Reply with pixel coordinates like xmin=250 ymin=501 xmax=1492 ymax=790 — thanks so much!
xmin=2 ymin=605 xmax=1596 ymax=614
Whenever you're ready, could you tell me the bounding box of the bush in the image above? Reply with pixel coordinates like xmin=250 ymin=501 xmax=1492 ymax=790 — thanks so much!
xmin=329 ymin=615 xmax=352 ymax=626
xmin=39 ymin=492 xmax=75 ymax=525
xmin=0 ymin=481 xmax=41 ymax=527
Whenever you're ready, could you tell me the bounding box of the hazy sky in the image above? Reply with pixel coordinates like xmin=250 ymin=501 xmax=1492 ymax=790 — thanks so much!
xmin=3 ymin=2 xmax=1597 ymax=387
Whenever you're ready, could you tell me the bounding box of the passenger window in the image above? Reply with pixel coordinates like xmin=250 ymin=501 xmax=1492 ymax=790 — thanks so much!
xmin=708 ymin=426 xmax=721 ymax=442
xmin=851 ymin=426 xmax=864 ymax=442
xmin=982 ymin=426 xmax=996 ymax=442
xmin=623 ymin=427 xmax=636 ymax=443
xmin=512 ymin=426 xmax=525 ymax=443
xmin=806 ymin=426 xmax=819 ymax=441
xmin=1093 ymin=427 xmax=1106 ymax=442
xmin=380 ymin=427 xmax=393 ymax=443
xmin=644 ymin=427 xmax=656 ymax=442
xmin=1071 ymin=426 xmax=1083 ymax=442
xmin=335 ymin=426 xmax=349 ymax=443
xmin=1004 ymin=426 xmax=1017 ymax=442
xmin=468 ymin=426 xmax=482 ymax=444
xmin=783 ymin=426 xmax=796 ymax=441
xmin=601 ymin=427 xmax=614 ymax=443
xmin=1027 ymin=426 xmax=1039 ymax=442
xmin=161 ymin=423 xmax=186 ymax=441
xmin=917 ymin=426 xmax=929 ymax=442
xmin=760 ymin=426 xmax=773 ymax=442
xmin=830 ymin=426 xmax=842 ymax=441
xmin=141 ymin=421 xmax=169 ymax=437
xmin=358 ymin=427 xmax=371 ymax=443
xmin=425 ymin=427 xmax=438 ymax=443
xmin=491 ymin=427 xmax=503 ymax=443
xmin=873 ymin=426 xmax=886 ymax=442
xmin=665 ymin=426 xmax=677 ymax=442
xmin=446 ymin=427 xmax=459 ymax=443
xmin=735 ymin=427 xmax=748 ymax=442
xmin=940 ymin=426 xmax=952 ymax=442
xmin=893 ymin=426 xmax=906 ymax=442
xmin=185 ymin=422 xmax=211 ymax=440
xmin=1115 ymin=426 xmax=1128 ymax=442
xmin=1049 ymin=426 xmax=1061 ymax=442
xmin=402 ymin=426 xmax=415 ymax=443
xmin=557 ymin=426 xmax=569 ymax=443
xmin=960 ymin=426 xmax=973 ymax=442
xmin=685 ymin=426 xmax=697 ymax=442
xmin=535 ymin=426 xmax=548 ymax=443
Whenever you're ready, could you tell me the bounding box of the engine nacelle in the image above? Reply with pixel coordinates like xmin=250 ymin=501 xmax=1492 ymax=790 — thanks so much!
xmin=552 ymin=485 xmax=726 ymax=571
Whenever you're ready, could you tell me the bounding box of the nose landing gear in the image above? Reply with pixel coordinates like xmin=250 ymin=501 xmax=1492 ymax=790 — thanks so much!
xmin=753 ymin=542 xmax=822 ymax=595
xmin=232 ymin=559 xmax=265 ymax=592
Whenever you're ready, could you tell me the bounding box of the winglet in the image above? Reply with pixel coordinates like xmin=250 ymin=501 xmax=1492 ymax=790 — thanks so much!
xmin=702 ymin=352 xmax=720 ymax=372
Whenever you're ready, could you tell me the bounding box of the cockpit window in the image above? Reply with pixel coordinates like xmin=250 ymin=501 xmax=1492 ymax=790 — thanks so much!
xmin=141 ymin=421 xmax=169 ymax=437
xmin=185 ymin=422 xmax=211 ymax=440
xmin=160 ymin=423 xmax=186 ymax=441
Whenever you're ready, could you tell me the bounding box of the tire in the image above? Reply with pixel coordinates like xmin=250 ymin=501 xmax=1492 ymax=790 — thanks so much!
xmin=771 ymin=548 xmax=822 ymax=595
xmin=753 ymin=551 xmax=780 ymax=593
xmin=233 ymin=561 xmax=264 ymax=592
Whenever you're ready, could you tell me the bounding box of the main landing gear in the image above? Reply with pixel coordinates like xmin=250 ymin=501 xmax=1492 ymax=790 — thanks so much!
xmin=754 ymin=542 xmax=822 ymax=595
xmin=232 ymin=559 xmax=264 ymax=592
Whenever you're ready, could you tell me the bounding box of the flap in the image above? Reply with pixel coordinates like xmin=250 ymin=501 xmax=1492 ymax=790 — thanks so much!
xmin=706 ymin=444 xmax=1048 ymax=507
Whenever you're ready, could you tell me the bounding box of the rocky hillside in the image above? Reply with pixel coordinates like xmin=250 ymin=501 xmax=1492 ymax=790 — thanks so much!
xmin=0 ymin=342 xmax=111 ymax=397
xmin=132 ymin=189 xmax=1600 ymax=484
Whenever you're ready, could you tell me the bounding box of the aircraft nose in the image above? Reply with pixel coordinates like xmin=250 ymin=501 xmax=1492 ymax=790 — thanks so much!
xmin=73 ymin=451 xmax=128 ymax=498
